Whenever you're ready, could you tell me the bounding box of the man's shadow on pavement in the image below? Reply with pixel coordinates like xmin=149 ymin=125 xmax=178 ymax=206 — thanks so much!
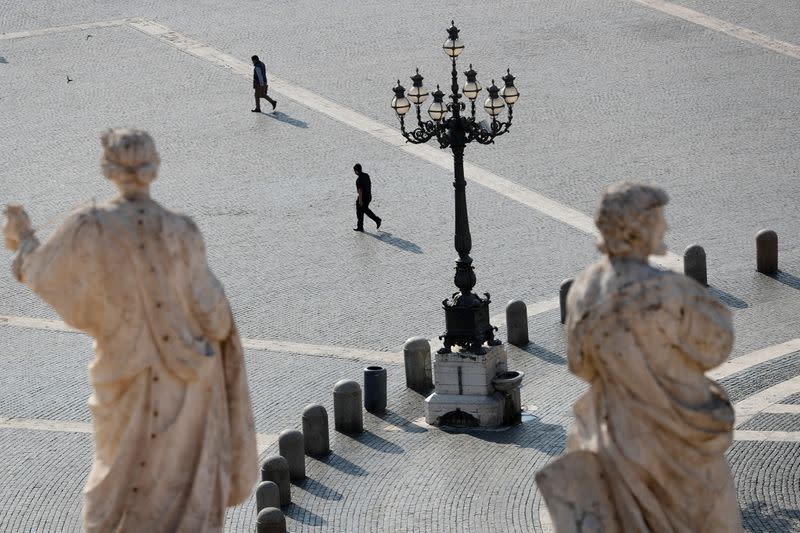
xmin=365 ymin=231 xmax=423 ymax=254
xmin=263 ymin=110 xmax=308 ymax=128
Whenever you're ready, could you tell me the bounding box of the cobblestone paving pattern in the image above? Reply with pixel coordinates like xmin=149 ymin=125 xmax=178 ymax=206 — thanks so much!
xmin=728 ymin=441 xmax=800 ymax=532
xmin=783 ymin=393 xmax=800 ymax=405
xmin=721 ymin=352 xmax=800 ymax=404
xmin=739 ymin=413 xmax=800 ymax=433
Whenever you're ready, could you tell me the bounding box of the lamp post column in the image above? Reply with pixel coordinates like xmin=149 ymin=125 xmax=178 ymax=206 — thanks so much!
xmin=450 ymin=131 xmax=477 ymax=301
xmin=448 ymin=70 xmax=476 ymax=302
xmin=439 ymin=54 xmax=496 ymax=355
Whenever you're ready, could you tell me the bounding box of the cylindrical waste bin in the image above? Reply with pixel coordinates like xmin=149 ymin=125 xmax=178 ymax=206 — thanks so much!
xmin=363 ymin=366 xmax=387 ymax=413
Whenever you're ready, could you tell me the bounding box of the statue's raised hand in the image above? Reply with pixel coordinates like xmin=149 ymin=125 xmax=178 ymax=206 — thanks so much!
xmin=3 ymin=205 xmax=33 ymax=251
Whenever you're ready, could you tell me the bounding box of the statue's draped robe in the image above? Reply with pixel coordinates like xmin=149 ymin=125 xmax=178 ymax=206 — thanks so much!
xmin=564 ymin=258 xmax=742 ymax=533
xmin=14 ymin=198 xmax=258 ymax=533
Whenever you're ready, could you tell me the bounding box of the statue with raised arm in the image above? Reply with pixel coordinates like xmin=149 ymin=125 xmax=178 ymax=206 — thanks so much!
xmin=4 ymin=128 xmax=258 ymax=532
xmin=535 ymin=182 xmax=742 ymax=532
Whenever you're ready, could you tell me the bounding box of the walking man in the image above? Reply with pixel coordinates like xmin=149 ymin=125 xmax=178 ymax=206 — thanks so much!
xmin=353 ymin=163 xmax=381 ymax=232
xmin=251 ymin=55 xmax=277 ymax=113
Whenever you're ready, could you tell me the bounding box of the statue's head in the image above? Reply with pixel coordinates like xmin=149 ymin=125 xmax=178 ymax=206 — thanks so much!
xmin=595 ymin=182 xmax=669 ymax=260
xmin=100 ymin=128 xmax=160 ymax=197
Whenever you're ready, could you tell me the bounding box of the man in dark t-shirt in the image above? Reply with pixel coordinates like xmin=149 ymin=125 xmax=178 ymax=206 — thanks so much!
xmin=353 ymin=163 xmax=381 ymax=231
xmin=251 ymin=55 xmax=277 ymax=113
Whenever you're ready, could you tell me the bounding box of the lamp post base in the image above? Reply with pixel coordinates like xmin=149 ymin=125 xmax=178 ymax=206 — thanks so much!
xmin=438 ymin=291 xmax=500 ymax=355
xmin=424 ymin=344 xmax=523 ymax=428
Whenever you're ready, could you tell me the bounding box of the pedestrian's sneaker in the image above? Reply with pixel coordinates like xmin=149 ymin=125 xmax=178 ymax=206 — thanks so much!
xmin=272 ymin=100 xmax=277 ymax=111
xmin=251 ymin=108 xmax=261 ymax=113
xmin=376 ymin=218 xmax=382 ymax=230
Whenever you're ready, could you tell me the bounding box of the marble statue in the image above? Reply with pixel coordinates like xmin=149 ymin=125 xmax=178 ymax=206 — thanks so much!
xmin=536 ymin=182 xmax=742 ymax=532
xmin=3 ymin=128 xmax=258 ymax=532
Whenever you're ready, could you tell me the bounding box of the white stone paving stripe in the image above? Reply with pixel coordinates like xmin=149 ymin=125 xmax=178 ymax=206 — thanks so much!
xmin=0 ymin=19 xmax=128 ymax=40
xmin=0 ymin=416 xmax=279 ymax=454
xmin=0 ymin=417 xmax=92 ymax=434
xmin=240 ymin=337 xmax=400 ymax=363
xmin=0 ymin=314 xmax=401 ymax=362
xmin=0 ymin=314 xmax=76 ymax=333
xmin=523 ymin=297 xmax=562 ymax=318
xmin=255 ymin=434 xmax=279 ymax=455
xmin=488 ymin=296 xmax=561 ymax=327
xmin=734 ymin=430 xmax=800 ymax=443
xmin=708 ymin=338 xmax=800 ymax=381
xmin=124 ymin=19 xmax=684 ymax=272
xmin=734 ymin=375 xmax=800 ymax=428
xmin=627 ymin=0 xmax=800 ymax=60
xmin=762 ymin=404 xmax=800 ymax=415
xmin=3 ymin=293 xmax=565 ymax=362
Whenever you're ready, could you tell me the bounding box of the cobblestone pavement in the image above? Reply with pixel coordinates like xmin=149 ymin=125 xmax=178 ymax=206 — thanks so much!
xmin=1 ymin=1 xmax=799 ymax=531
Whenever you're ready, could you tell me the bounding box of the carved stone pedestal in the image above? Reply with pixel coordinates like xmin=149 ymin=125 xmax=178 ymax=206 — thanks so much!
xmin=425 ymin=344 xmax=518 ymax=427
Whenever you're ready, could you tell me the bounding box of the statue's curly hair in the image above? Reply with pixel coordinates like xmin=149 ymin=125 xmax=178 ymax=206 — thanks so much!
xmin=100 ymin=128 xmax=160 ymax=186
xmin=595 ymin=182 xmax=668 ymax=258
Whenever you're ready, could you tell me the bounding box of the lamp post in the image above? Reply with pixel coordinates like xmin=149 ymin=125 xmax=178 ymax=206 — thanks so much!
xmin=391 ymin=21 xmax=519 ymax=355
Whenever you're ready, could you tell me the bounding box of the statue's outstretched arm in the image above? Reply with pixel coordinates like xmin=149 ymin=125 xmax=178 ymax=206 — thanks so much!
xmin=3 ymin=205 xmax=41 ymax=281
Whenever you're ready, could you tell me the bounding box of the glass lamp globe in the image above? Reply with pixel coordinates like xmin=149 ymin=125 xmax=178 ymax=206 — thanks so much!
xmin=462 ymin=64 xmax=481 ymax=101
xmin=501 ymin=85 xmax=519 ymax=105
xmin=484 ymin=80 xmax=505 ymax=117
xmin=500 ymin=69 xmax=519 ymax=105
xmin=408 ymin=69 xmax=429 ymax=105
xmin=391 ymin=80 xmax=411 ymax=117
xmin=428 ymin=85 xmax=447 ymax=121
xmin=443 ymin=21 xmax=464 ymax=58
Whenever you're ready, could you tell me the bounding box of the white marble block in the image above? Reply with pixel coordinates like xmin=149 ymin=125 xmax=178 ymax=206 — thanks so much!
xmin=432 ymin=344 xmax=508 ymax=396
xmin=425 ymin=344 xmax=508 ymax=426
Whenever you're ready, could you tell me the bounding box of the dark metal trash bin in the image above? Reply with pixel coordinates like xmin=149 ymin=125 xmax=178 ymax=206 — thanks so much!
xmin=363 ymin=366 xmax=387 ymax=413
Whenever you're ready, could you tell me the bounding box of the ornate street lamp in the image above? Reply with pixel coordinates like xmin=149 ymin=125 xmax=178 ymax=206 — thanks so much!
xmin=391 ymin=21 xmax=519 ymax=355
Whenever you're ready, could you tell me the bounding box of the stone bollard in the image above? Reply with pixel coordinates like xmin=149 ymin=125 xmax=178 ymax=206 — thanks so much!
xmin=260 ymin=455 xmax=291 ymax=506
xmin=333 ymin=379 xmax=363 ymax=434
xmin=559 ymin=278 xmax=574 ymax=324
xmin=506 ymin=299 xmax=529 ymax=346
xmin=363 ymin=366 xmax=387 ymax=413
xmin=683 ymin=244 xmax=707 ymax=286
xmin=255 ymin=481 xmax=281 ymax=513
xmin=756 ymin=229 xmax=778 ymax=275
xmin=302 ymin=404 xmax=330 ymax=457
xmin=278 ymin=429 xmax=306 ymax=481
xmin=256 ymin=507 xmax=286 ymax=533
xmin=403 ymin=337 xmax=433 ymax=392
